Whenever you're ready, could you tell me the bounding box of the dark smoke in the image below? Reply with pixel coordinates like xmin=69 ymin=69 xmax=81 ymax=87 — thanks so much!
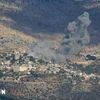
xmin=59 ymin=12 xmax=91 ymax=57
xmin=28 ymin=12 xmax=91 ymax=63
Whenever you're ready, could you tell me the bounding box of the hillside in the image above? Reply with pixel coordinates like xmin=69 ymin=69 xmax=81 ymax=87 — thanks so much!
xmin=0 ymin=22 xmax=36 ymax=53
xmin=0 ymin=0 xmax=100 ymax=100
xmin=0 ymin=0 xmax=100 ymax=44
xmin=0 ymin=0 xmax=100 ymax=64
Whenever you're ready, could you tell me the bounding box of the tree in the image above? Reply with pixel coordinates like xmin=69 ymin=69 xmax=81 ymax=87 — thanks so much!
xmin=0 ymin=71 xmax=3 ymax=78
xmin=86 ymin=55 xmax=96 ymax=60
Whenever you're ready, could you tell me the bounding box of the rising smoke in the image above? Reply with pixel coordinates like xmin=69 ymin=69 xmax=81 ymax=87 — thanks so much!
xmin=28 ymin=12 xmax=91 ymax=63
xmin=28 ymin=40 xmax=66 ymax=63
xmin=59 ymin=12 xmax=91 ymax=57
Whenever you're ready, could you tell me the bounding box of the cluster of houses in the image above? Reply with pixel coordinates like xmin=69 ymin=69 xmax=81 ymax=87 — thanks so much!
xmin=0 ymin=50 xmax=63 ymax=74
xmin=0 ymin=50 xmax=98 ymax=82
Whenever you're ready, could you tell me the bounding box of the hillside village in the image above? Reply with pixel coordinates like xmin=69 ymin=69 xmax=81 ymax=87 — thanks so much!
xmin=0 ymin=23 xmax=100 ymax=99
xmin=0 ymin=48 xmax=100 ymax=99
xmin=0 ymin=47 xmax=99 ymax=83
xmin=0 ymin=0 xmax=100 ymax=99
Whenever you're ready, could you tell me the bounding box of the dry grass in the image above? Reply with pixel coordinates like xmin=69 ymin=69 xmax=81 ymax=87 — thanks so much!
xmin=0 ymin=23 xmax=36 ymax=52
xmin=0 ymin=23 xmax=36 ymax=42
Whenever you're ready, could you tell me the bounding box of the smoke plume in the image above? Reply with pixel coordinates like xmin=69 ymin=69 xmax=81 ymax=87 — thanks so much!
xmin=28 ymin=12 xmax=91 ymax=63
xmin=59 ymin=12 xmax=91 ymax=57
